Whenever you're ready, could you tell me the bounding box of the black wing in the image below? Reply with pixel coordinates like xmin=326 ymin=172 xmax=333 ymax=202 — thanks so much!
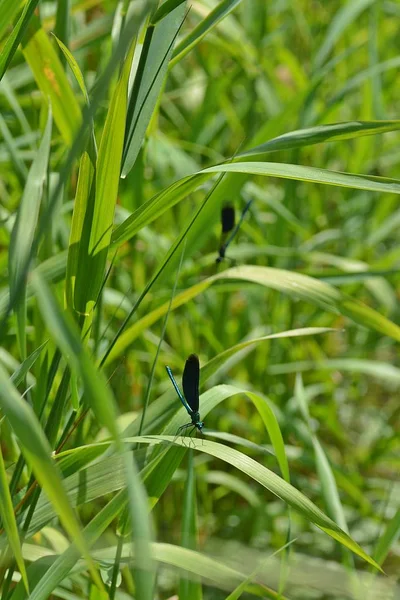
xmin=221 ymin=205 xmax=235 ymax=233
xmin=182 ymin=354 xmax=200 ymax=412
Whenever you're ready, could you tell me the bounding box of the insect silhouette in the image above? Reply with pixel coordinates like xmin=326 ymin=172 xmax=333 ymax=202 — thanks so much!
xmin=216 ymin=199 xmax=253 ymax=264
xmin=166 ymin=354 xmax=204 ymax=437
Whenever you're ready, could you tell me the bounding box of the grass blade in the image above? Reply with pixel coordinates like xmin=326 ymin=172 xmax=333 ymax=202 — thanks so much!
xmin=8 ymin=110 xmax=52 ymax=359
xmin=0 ymin=364 xmax=105 ymax=594
xmin=0 ymin=444 xmax=29 ymax=593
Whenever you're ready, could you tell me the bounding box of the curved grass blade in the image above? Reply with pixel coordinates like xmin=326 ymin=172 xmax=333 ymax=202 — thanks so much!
xmin=104 ymin=266 xmax=400 ymax=366
xmin=240 ymin=120 xmax=400 ymax=158
xmin=203 ymin=161 xmax=400 ymax=195
xmin=134 ymin=436 xmax=382 ymax=571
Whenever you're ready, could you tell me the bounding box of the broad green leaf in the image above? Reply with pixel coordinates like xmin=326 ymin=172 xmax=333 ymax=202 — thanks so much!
xmin=81 ymin=42 xmax=133 ymax=315
xmin=65 ymin=133 xmax=96 ymax=313
xmin=24 ymin=449 xmax=148 ymax=537
xmin=122 ymin=2 xmax=187 ymax=176
xmin=0 ymin=443 xmax=29 ymax=593
xmin=23 ymin=540 xmax=270 ymax=600
xmin=21 ymin=15 xmax=81 ymax=146
xmin=106 ymin=543 xmax=278 ymax=598
xmin=0 ymin=0 xmax=23 ymax=39
xmin=17 ymin=489 xmax=128 ymax=600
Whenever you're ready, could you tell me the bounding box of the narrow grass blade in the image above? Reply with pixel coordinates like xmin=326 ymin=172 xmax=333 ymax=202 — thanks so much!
xmin=0 ymin=0 xmax=39 ymax=81
xmin=203 ymin=161 xmax=400 ymax=195
xmin=0 ymin=114 xmax=28 ymax=183
xmin=65 ymin=133 xmax=96 ymax=314
xmin=16 ymin=489 xmax=128 ymax=600
xmin=241 ymin=120 xmax=400 ymax=157
xmin=0 ymin=364 xmax=105 ymax=594
xmin=112 ymin=155 xmax=400 ymax=256
xmin=0 ymin=252 xmax=67 ymax=319
xmin=202 ymin=328 xmax=338 ymax=383
xmin=8 ymin=110 xmax=52 ymax=359
xmin=0 ymin=443 xmax=29 ymax=593
xmin=104 ymin=268 xmax=400 ymax=366
xmin=170 ymin=0 xmax=244 ymax=68
xmin=314 ymin=0 xmax=375 ymax=69
xmin=110 ymin=173 xmax=209 ymax=248
xmin=225 ymin=541 xmax=296 ymax=600
xmin=218 ymin=266 xmax=400 ymax=342
xmin=179 ymin=451 xmax=202 ymax=600
xmin=31 ymin=272 xmax=120 ymax=439
xmin=372 ymin=507 xmax=400 ymax=567
xmin=10 ymin=341 xmax=47 ymax=387
xmin=52 ymin=34 xmax=90 ymax=103
xmin=136 ymin=436 xmax=382 ymax=571
xmin=32 ymin=272 xmax=155 ymax=599
xmin=295 ymin=375 xmax=349 ymax=534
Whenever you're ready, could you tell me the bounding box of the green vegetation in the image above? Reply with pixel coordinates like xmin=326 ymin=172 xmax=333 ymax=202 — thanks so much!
xmin=0 ymin=0 xmax=399 ymax=598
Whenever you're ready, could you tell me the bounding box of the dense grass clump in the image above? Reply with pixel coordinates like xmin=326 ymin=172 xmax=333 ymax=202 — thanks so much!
xmin=0 ymin=1 xmax=399 ymax=598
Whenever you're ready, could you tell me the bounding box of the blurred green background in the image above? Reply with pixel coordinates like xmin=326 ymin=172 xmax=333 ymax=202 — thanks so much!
xmin=0 ymin=0 xmax=399 ymax=598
